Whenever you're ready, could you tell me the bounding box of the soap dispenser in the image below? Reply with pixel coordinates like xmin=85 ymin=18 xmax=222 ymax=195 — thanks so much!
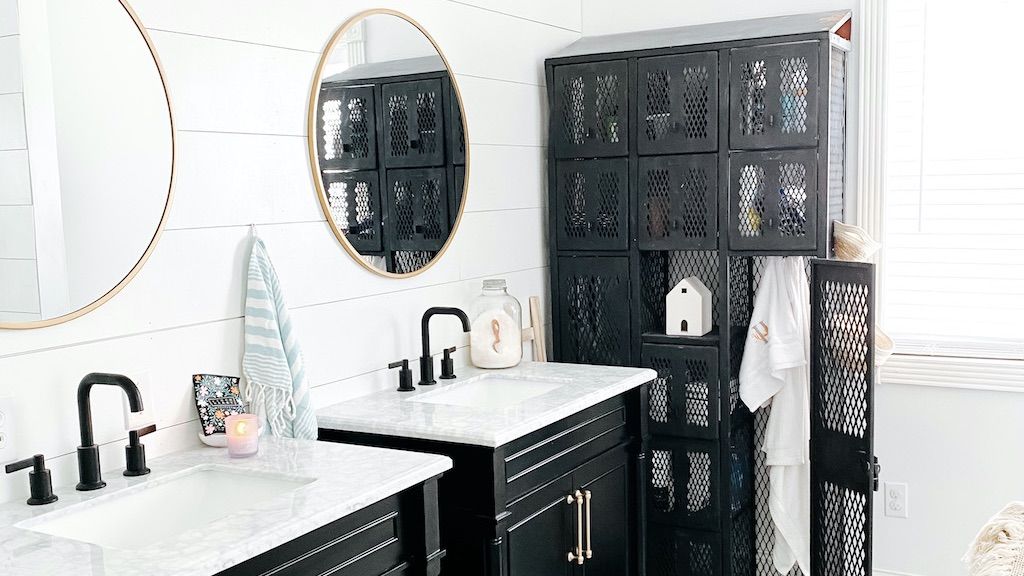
xmin=5 ymin=454 xmax=58 ymax=506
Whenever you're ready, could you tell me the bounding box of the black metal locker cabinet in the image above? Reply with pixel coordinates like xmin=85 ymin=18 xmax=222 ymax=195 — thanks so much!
xmin=728 ymin=149 xmax=819 ymax=252
xmin=810 ymin=260 xmax=877 ymax=576
xmin=383 ymin=79 xmax=446 ymax=168
xmin=385 ymin=168 xmax=450 ymax=252
xmin=642 ymin=344 xmax=720 ymax=440
xmin=729 ymin=42 xmax=821 ymax=151
xmin=638 ymin=154 xmax=718 ymax=251
xmin=556 ymin=159 xmax=630 ymax=251
xmin=552 ymin=61 xmax=629 ymax=159
xmin=316 ymin=85 xmax=378 ymax=171
xmin=556 ymin=256 xmax=631 ymax=366
xmin=322 ymin=171 xmax=382 ymax=253
xmin=637 ymin=52 xmax=719 ymax=156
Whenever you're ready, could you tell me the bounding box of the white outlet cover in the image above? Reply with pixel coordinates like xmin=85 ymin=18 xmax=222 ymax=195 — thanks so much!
xmin=884 ymin=481 xmax=909 ymax=519
xmin=0 ymin=396 xmax=18 ymax=464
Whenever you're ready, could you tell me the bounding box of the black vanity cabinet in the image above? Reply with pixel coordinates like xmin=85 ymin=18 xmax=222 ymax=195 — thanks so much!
xmin=320 ymin=390 xmax=647 ymax=576
xmin=218 ymin=478 xmax=444 ymax=576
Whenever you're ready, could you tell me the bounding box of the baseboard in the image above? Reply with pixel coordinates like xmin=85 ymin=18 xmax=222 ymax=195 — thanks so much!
xmin=875 ymin=569 xmax=926 ymax=576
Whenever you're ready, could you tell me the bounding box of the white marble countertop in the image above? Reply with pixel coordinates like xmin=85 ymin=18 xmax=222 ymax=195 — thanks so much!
xmin=317 ymin=362 xmax=656 ymax=448
xmin=0 ymin=438 xmax=451 ymax=576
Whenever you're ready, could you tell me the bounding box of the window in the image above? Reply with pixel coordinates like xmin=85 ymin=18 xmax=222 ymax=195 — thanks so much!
xmin=884 ymin=0 xmax=1024 ymax=359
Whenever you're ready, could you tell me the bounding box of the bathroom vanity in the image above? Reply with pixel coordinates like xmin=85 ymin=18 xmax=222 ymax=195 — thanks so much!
xmin=0 ymin=438 xmax=451 ymax=576
xmin=318 ymin=362 xmax=655 ymax=575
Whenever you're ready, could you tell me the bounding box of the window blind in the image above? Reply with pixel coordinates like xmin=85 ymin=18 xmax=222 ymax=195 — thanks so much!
xmin=884 ymin=0 xmax=1024 ymax=360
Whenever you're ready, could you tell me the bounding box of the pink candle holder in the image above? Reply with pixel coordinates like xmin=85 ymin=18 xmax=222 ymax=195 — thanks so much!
xmin=225 ymin=413 xmax=259 ymax=458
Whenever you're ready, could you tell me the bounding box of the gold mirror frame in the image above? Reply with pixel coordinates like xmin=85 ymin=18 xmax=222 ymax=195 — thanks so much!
xmin=308 ymin=9 xmax=470 ymax=279
xmin=0 ymin=0 xmax=176 ymax=330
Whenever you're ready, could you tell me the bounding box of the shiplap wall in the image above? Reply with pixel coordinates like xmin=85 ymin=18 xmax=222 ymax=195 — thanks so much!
xmin=0 ymin=0 xmax=581 ymax=503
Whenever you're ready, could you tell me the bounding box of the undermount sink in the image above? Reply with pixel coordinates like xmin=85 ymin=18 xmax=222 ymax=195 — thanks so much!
xmin=18 ymin=465 xmax=315 ymax=550
xmin=409 ymin=375 xmax=565 ymax=409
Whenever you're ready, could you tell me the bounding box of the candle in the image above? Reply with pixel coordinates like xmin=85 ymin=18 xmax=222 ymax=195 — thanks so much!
xmin=225 ymin=413 xmax=259 ymax=458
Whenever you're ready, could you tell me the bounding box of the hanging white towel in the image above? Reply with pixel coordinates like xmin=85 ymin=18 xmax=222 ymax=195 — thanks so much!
xmin=243 ymin=235 xmax=317 ymax=440
xmin=739 ymin=257 xmax=811 ymax=575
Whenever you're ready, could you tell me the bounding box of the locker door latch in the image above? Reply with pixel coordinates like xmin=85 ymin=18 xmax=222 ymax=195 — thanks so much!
xmin=867 ymin=456 xmax=881 ymax=492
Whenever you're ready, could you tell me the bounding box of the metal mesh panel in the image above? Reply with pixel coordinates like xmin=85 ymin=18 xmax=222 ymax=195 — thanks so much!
xmin=561 ymin=262 xmax=628 ymax=366
xmin=639 ymin=251 xmax=720 ymax=333
xmin=779 ymin=57 xmax=810 ymax=135
xmin=645 ymin=168 xmax=673 ymax=240
xmin=650 ymin=357 xmax=674 ymax=424
xmin=416 ymin=90 xmax=439 ymax=155
xmin=648 ymin=440 xmax=720 ymax=529
xmin=682 ymin=65 xmax=711 ymax=140
xmin=353 ymin=182 xmax=374 ymax=241
xmin=327 ymin=180 xmax=350 ymax=232
xmin=818 ymin=281 xmax=870 ymax=438
xmin=392 ymin=178 xmax=415 ymax=241
xmin=729 ymin=257 xmax=752 ymax=329
xmin=388 ymin=94 xmax=409 ymax=157
xmin=679 ymin=167 xmax=710 ymax=239
xmin=421 ymin=178 xmax=444 ymax=241
xmin=562 ymin=75 xmax=586 ymax=146
xmin=682 ymin=360 xmax=712 ymax=430
xmin=779 ymin=162 xmax=808 ymax=237
xmin=738 ymin=165 xmax=766 ymax=237
xmin=739 ymin=59 xmax=767 ymax=136
xmin=648 ymin=528 xmax=719 ymax=576
xmin=669 ymin=251 xmax=720 ymax=327
xmin=564 ymin=171 xmax=587 ymax=238
xmin=595 ymin=74 xmax=622 ymax=144
xmin=732 ymin=507 xmax=756 ymax=576
xmin=645 ymin=69 xmax=671 ymax=142
xmin=393 ymin=251 xmax=435 ymax=274
xmin=595 ymin=171 xmax=622 ymax=238
xmin=820 ymin=481 xmax=868 ymax=576
xmin=321 ymin=98 xmax=344 ymax=161
xmin=754 ymin=406 xmax=804 ymax=576
xmin=347 ymin=96 xmax=371 ymax=159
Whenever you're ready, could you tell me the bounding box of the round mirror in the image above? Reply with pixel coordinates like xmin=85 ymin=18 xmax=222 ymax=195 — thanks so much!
xmin=309 ymin=10 xmax=468 ymax=277
xmin=0 ymin=0 xmax=174 ymax=329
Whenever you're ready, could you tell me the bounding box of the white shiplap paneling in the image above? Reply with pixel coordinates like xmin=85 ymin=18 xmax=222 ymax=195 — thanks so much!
xmin=0 ymin=149 xmax=31 ymax=205
xmin=0 ymin=0 xmax=575 ymax=504
xmin=0 ymin=93 xmax=26 ymax=150
xmin=0 ymin=35 xmax=22 ymax=94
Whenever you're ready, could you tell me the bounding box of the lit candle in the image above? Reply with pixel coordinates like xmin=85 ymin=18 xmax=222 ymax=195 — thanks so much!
xmin=225 ymin=413 xmax=259 ymax=458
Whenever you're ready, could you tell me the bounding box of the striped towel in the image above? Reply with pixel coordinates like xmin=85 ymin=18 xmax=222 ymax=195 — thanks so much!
xmin=242 ymin=236 xmax=317 ymax=440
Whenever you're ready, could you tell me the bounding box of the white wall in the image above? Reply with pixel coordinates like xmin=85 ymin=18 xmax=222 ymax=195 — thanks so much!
xmin=0 ymin=0 xmax=581 ymax=503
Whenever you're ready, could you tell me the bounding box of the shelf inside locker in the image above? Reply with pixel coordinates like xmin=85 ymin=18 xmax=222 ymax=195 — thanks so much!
xmin=642 ymin=328 xmax=720 ymax=347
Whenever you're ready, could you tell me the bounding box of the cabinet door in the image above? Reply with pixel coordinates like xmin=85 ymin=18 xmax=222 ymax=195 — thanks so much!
xmin=323 ymin=171 xmax=383 ymax=253
xmin=386 ymin=168 xmax=450 ymax=252
xmin=383 ymin=79 xmax=446 ymax=168
xmin=575 ymin=444 xmax=633 ymax=576
xmin=637 ymin=52 xmax=718 ymax=156
xmin=505 ymin=473 xmax=576 ymax=576
xmin=729 ymin=41 xmax=820 ymax=150
xmin=642 ymin=344 xmax=719 ymax=439
xmin=727 ymin=149 xmax=818 ymax=252
xmin=556 ymin=159 xmax=629 ymax=251
xmin=647 ymin=438 xmax=720 ymax=530
xmin=317 ymin=85 xmax=378 ymax=171
xmin=638 ymin=154 xmax=717 ymax=251
xmin=646 ymin=526 xmax=720 ymax=576
xmin=557 ymin=256 xmax=631 ymax=366
xmin=553 ymin=61 xmax=629 ymax=159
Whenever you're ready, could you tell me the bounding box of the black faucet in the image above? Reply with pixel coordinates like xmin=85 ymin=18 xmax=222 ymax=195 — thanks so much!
xmin=419 ymin=307 xmax=470 ymax=386
xmin=76 ymin=373 xmax=154 ymax=491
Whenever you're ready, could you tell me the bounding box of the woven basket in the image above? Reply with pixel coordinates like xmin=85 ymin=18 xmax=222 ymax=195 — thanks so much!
xmin=833 ymin=221 xmax=881 ymax=262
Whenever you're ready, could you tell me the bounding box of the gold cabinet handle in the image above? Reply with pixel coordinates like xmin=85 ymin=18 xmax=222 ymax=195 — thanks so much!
xmin=584 ymin=489 xmax=593 ymax=560
xmin=566 ymin=490 xmax=584 ymax=565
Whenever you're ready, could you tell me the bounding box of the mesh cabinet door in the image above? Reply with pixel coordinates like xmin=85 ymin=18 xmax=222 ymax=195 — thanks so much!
xmin=556 ymin=159 xmax=629 ymax=251
xmin=552 ymin=61 xmax=629 ymax=159
xmin=647 ymin=526 xmax=721 ymax=576
xmin=728 ymin=149 xmax=818 ymax=252
xmin=556 ymin=256 xmax=630 ymax=366
xmin=729 ymin=41 xmax=820 ymax=151
xmin=642 ymin=344 xmax=719 ymax=439
xmin=383 ymin=79 xmax=446 ymax=168
xmin=810 ymin=260 xmax=876 ymax=576
xmin=639 ymin=154 xmax=718 ymax=250
xmin=638 ymin=52 xmax=718 ymax=156
xmin=386 ymin=168 xmax=450 ymax=252
xmin=317 ymin=85 xmax=378 ymax=171
xmin=323 ymin=171 xmax=383 ymax=253
xmin=647 ymin=438 xmax=721 ymax=530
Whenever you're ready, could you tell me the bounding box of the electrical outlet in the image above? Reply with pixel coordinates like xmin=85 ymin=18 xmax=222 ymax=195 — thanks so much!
xmin=884 ymin=482 xmax=909 ymax=518
xmin=0 ymin=396 xmax=18 ymax=464
xmin=120 ymin=370 xmax=157 ymax=431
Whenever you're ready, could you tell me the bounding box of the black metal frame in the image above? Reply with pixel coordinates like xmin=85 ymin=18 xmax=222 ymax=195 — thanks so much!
xmin=546 ymin=20 xmax=863 ymax=576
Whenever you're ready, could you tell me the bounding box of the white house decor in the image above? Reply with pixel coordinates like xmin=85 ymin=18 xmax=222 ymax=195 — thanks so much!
xmin=665 ymin=276 xmax=712 ymax=337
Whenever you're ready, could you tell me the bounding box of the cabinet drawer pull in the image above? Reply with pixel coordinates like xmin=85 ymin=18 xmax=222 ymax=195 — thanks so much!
xmin=584 ymin=490 xmax=593 ymax=560
xmin=567 ymin=490 xmax=584 ymax=565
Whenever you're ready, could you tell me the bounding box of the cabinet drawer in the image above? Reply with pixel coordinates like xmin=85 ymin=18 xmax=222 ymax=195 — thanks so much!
xmin=317 ymin=85 xmax=378 ymax=171
xmin=642 ymin=344 xmax=719 ymax=439
xmin=323 ymin=171 xmax=383 ymax=254
xmin=552 ymin=61 xmax=629 ymax=159
xmin=638 ymin=154 xmax=717 ymax=251
xmin=556 ymin=159 xmax=629 ymax=251
xmin=728 ymin=41 xmax=821 ymax=150
xmin=727 ymin=149 xmax=818 ymax=252
xmin=637 ymin=52 xmax=719 ymax=156
xmin=647 ymin=438 xmax=720 ymax=530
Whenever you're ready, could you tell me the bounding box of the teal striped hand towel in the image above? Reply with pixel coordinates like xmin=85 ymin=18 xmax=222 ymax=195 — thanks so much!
xmin=242 ymin=236 xmax=317 ymax=440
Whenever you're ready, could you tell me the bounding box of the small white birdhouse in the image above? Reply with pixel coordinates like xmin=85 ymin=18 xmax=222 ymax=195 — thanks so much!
xmin=665 ymin=276 xmax=712 ymax=336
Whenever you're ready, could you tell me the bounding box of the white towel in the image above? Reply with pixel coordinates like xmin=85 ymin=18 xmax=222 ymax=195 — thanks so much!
xmin=965 ymin=503 xmax=1024 ymax=576
xmin=242 ymin=235 xmax=317 ymax=440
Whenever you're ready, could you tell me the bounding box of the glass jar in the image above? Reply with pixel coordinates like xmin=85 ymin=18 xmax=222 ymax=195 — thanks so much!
xmin=469 ymin=279 xmax=523 ymax=368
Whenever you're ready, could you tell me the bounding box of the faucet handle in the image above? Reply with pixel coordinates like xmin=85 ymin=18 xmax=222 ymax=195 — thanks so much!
xmin=5 ymin=454 xmax=58 ymax=506
xmin=389 ymin=360 xmax=416 ymax=392
xmin=124 ymin=425 xmax=155 ymax=477
xmin=440 ymin=347 xmax=457 ymax=380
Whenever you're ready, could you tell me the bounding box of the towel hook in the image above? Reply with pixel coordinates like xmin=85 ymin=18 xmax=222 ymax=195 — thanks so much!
xmin=250 ymin=223 xmax=257 ymax=238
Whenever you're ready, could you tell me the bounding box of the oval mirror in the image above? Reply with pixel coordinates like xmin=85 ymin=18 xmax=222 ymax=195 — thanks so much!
xmin=309 ymin=10 xmax=468 ymax=277
xmin=0 ymin=0 xmax=174 ymax=329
